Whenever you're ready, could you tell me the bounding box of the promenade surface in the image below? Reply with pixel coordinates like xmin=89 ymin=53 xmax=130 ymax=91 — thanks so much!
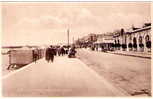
xmin=2 ymin=56 xmax=128 ymax=97
xmin=107 ymin=50 xmax=151 ymax=59
xmin=77 ymin=49 xmax=151 ymax=96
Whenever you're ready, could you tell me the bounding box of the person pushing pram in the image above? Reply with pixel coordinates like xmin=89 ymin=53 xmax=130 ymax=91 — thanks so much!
xmin=68 ymin=46 xmax=77 ymax=58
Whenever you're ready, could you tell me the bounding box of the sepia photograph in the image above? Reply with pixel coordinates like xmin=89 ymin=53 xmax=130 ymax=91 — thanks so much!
xmin=1 ymin=2 xmax=151 ymax=97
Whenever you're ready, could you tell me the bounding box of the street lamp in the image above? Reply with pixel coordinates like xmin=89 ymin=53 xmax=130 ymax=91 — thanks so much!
xmin=67 ymin=29 xmax=69 ymax=47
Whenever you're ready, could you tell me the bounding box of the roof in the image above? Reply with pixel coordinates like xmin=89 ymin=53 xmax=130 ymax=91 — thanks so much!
xmin=126 ymin=26 xmax=151 ymax=34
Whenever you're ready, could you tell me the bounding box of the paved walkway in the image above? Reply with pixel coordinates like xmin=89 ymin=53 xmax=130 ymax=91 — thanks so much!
xmin=107 ymin=50 xmax=151 ymax=59
xmin=82 ymin=48 xmax=151 ymax=59
xmin=2 ymin=56 xmax=127 ymax=97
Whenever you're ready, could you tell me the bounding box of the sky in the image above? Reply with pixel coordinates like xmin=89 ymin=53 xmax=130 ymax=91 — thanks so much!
xmin=1 ymin=2 xmax=151 ymax=46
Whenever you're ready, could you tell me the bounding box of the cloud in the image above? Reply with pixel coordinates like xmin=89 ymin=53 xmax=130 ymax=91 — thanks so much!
xmin=2 ymin=2 xmax=150 ymax=46
xmin=14 ymin=15 xmax=65 ymax=30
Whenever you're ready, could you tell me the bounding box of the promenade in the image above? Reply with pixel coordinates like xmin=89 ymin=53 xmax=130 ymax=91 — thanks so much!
xmin=107 ymin=50 xmax=151 ymax=59
xmin=77 ymin=49 xmax=151 ymax=96
xmin=2 ymin=56 xmax=128 ymax=97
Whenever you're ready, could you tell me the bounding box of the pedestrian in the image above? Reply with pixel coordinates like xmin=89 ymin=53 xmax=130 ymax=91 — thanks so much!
xmin=49 ymin=45 xmax=55 ymax=62
xmin=96 ymin=46 xmax=98 ymax=51
xmin=33 ymin=49 xmax=38 ymax=63
xmin=65 ymin=47 xmax=69 ymax=54
xmin=58 ymin=47 xmax=61 ymax=56
xmin=68 ymin=46 xmax=77 ymax=58
xmin=53 ymin=47 xmax=57 ymax=56
xmin=60 ymin=47 xmax=65 ymax=56
xmin=45 ymin=47 xmax=50 ymax=63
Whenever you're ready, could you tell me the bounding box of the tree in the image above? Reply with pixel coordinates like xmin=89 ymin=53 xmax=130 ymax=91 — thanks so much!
xmin=117 ymin=43 xmax=121 ymax=47
xmin=139 ymin=44 xmax=144 ymax=48
xmin=122 ymin=44 xmax=127 ymax=49
xmin=146 ymin=41 xmax=151 ymax=48
xmin=128 ymin=43 xmax=132 ymax=48
xmin=111 ymin=43 xmax=115 ymax=47
xmin=133 ymin=43 xmax=137 ymax=48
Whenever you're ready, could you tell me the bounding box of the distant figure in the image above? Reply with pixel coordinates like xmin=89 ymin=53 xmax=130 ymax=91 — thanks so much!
xmin=60 ymin=47 xmax=65 ymax=56
xmin=96 ymin=46 xmax=98 ymax=51
xmin=53 ymin=47 xmax=57 ymax=56
xmin=45 ymin=47 xmax=50 ymax=63
xmin=65 ymin=47 xmax=69 ymax=54
xmin=91 ymin=46 xmax=95 ymax=51
xmin=57 ymin=47 xmax=61 ymax=56
xmin=68 ymin=46 xmax=77 ymax=58
xmin=45 ymin=46 xmax=55 ymax=63
xmin=33 ymin=49 xmax=38 ymax=63
xmin=50 ymin=46 xmax=55 ymax=62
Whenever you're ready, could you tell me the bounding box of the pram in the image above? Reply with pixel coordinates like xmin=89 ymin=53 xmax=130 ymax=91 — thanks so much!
xmin=68 ymin=49 xmax=76 ymax=58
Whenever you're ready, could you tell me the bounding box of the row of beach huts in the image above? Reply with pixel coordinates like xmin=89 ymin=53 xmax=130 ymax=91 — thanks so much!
xmin=1 ymin=46 xmax=46 ymax=70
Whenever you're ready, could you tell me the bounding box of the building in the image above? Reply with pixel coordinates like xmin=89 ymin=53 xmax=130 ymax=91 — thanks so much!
xmin=94 ymin=33 xmax=114 ymax=51
xmin=75 ymin=23 xmax=151 ymax=52
xmin=75 ymin=33 xmax=97 ymax=48
xmin=113 ymin=23 xmax=151 ymax=52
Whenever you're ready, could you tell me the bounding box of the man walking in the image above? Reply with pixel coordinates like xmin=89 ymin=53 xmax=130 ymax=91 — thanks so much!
xmin=45 ymin=45 xmax=56 ymax=63
xmin=33 ymin=48 xmax=38 ymax=63
xmin=45 ymin=47 xmax=50 ymax=63
xmin=49 ymin=46 xmax=55 ymax=62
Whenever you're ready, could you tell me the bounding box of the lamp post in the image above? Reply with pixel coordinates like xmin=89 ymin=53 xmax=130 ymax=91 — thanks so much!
xmin=73 ymin=37 xmax=74 ymax=44
xmin=67 ymin=29 xmax=69 ymax=47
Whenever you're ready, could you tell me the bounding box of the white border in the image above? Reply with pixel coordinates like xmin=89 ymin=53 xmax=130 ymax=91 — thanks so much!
xmin=0 ymin=1 xmax=152 ymax=99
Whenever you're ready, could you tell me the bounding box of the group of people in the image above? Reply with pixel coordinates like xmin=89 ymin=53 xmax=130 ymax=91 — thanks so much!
xmin=45 ymin=45 xmax=76 ymax=63
xmin=32 ymin=48 xmax=43 ymax=63
xmin=57 ymin=47 xmax=69 ymax=56
xmin=45 ymin=46 xmax=56 ymax=63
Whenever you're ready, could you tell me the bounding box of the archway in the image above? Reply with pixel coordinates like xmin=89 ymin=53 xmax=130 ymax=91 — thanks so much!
xmin=145 ymin=35 xmax=151 ymax=51
xmin=117 ymin=40 xmax=120 ymax=50
xmin=145 ymin=35 xmax=150 ymax=42
xmin=133 ymin=37 xmax=137 ymax=51
xmin=139 ymin=36 xmax=144 ymax=52
xmin=114 ymin=40 xmax=117 ymax=49
xmin=127 ymin=35 xmax=132 ymax=51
